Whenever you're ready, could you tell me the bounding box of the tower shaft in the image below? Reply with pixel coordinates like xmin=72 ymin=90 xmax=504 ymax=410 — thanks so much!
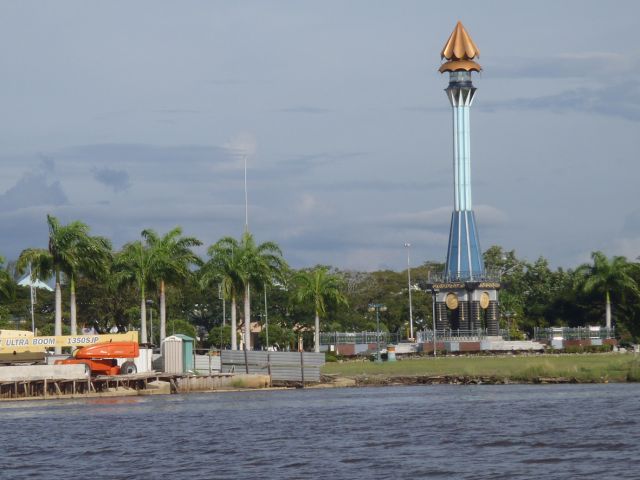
xmin=444 ymin=71 xmax=484 ymax=280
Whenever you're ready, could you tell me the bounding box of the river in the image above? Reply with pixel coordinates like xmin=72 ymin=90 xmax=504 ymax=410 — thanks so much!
xmin=1 ymin=384 xmax=638 ymax=479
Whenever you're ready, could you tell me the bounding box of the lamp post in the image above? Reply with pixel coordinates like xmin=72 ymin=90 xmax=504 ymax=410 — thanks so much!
xmin=368 ymin=303 xmax=387 ymax=363
xmin=431 ymin=288 xmax=437 ymax=357
xmin=264 ymin=283 xmax=269 ymax=350
xmin=218 ymin=283 xmax=226 ymax=327
xmin=504 ymin=311 xmax=515 ymax=340
xmin=404 ymin=243 xmax=414 ymax=341
xmin=146 ymin=299 xmax=154 ymax=346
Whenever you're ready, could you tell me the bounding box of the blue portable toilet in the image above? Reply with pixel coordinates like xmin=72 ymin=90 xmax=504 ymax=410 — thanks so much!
xmin=175 ymin=334 xmax=195 ymax=372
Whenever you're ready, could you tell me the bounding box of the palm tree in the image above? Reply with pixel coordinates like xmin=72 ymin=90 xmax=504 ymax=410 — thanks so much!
xmin=17 ymin=215 xmax=95 ymax=351
xmin=0 ymin=256 xmax=13 ymax=301
xmin=576 ymin=251 xmax=639 ymax=329
xmin=201 ymin=237 xmax=243 ymax=350
xmin=236 ymin=232 xmax=286 ymax=351
xmin=115 ymin=240 xmax=156 ymax=343
xmin=67 ymin=235 xmax=112 ymax=335
xmin=142 ymin=227 xmax=202 ymax=343
xmin=293 ymin=266 xmax=347 ymax=352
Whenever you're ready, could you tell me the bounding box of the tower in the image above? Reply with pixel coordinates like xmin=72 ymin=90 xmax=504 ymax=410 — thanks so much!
xmin=429 ymin=22 xmax=500 ymax=337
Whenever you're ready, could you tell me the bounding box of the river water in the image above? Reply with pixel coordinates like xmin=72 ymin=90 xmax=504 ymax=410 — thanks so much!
xmin=1 ymin=384 xmax=638 ymax=479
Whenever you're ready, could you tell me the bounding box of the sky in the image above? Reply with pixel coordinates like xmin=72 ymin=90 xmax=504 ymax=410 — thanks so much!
xmin=0 ymin=1 xmax=639 ymax=272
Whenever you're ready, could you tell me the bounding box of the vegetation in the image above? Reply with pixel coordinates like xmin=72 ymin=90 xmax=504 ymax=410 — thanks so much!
xmin=322 ymin=354 xmax=637 ymax=383
xmin=142 ymin=227 xmax=202 ymax=343
xmin=293 ymin=266 xmax=348 ymax=352
xmin=2 ymin=215 xmax=640 ymax=351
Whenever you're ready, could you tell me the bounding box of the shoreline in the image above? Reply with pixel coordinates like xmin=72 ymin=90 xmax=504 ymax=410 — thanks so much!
xmin=320 ymin=373 xmax=613 ymax=388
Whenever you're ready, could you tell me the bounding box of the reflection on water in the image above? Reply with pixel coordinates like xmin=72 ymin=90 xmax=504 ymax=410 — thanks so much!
xmin=1 ymin=384 xmax=639 ymax=479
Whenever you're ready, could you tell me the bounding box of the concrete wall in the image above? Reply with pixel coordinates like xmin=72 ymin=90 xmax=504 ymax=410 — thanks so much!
xmin=0 ymin=364 xmax=88 ymax=381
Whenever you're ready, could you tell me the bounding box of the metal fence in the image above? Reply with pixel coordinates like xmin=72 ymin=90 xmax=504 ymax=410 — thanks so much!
xmin=320 ymin=332 xmax=401 ymax=346
xmin=417 ymin=328 xmax=511 ymax=341
xmin=193 ymin=351 xmax=221 ymax=374
xmin=220 ymin=350 xmax=325 ymax=383
xmin=425 ymin=270 xmax=502 ymax=283
xmin=534 ymin=326 xmax=615 ymax=341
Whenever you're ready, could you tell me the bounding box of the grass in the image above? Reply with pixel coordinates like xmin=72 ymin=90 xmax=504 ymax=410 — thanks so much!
xmin=321 ymin=353 xmax=639 ymax=383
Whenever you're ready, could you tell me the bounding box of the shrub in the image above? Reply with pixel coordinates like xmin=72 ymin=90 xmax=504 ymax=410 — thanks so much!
xmin=626 ymin=360 xmax=640 ymax=382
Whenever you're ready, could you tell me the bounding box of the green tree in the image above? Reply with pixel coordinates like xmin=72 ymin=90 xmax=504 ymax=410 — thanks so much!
xmin=17 ymin=215 xmax=101 ymax=351
xmin=293 ymin=266 xmax=348 ymax=352
xmin=258 ymin=323 xmax=295 ymax=351
xmin=576 ymin=251 xmax=639 ymax=329
xmin=202 ymin=236 xmax=244 ymax=350
xmin=142 ymin=227 xmax=202 ymax=343
xmin=0 ymin=256 xmax=14 ymax=301
xmin=166 ymin=318 xmax=198 ymax=340
xmin=115 ymin=240 xmax=156 ymax=343
xmin=236 ymin=232 xmax=287 ymax=350
xmin=67 ymin=234 xmax=111 ymax=335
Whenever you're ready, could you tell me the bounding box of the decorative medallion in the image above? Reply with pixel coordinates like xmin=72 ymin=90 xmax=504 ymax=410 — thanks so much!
xmin=445 ymin=292 xmax=459 ymax=310
xmin=480 ymin=292 xmax=490 ymax=309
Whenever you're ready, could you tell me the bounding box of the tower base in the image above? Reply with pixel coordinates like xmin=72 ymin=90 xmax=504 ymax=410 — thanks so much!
xmin=428 ymin=280 xmax=500 ymax=335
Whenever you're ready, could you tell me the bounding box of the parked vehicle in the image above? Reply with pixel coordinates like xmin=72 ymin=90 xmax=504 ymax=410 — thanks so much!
xmin=56 ymin=341 xmax=139 ymax=376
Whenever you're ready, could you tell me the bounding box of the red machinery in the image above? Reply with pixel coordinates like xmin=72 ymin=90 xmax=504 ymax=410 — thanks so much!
xmin=56 ymin=342 xmax=139 ymax=376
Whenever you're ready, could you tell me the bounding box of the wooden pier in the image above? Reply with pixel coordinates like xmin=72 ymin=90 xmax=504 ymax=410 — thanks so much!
xmin=0 ymin=371 xmax=268 ymax=401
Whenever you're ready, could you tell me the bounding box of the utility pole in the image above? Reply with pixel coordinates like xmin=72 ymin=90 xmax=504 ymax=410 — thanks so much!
xmin=405 ymin=243 xmax=414 ymax=341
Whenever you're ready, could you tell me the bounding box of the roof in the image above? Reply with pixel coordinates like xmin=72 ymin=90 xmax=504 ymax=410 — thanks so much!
xmin=439 ymin=21 xmax=482 ymax=73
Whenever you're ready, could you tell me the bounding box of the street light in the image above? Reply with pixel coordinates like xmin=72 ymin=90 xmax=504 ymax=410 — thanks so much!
xmin=404 ymin=243 xmax=414 ymax=341
xmin=504 ymin=311 xmax=515 ymax=340
xmin=431 ymin=287 xmax=437 ymax=357
xmin=218 ymin=283 xmax=226 ymax=327
xmin=146 ymin=299 xmax=154 ymax=346
xmin=264 ymin=283 xmax=269 ymax=350
xmin=368 ymin=303 xmax=387 ymax=363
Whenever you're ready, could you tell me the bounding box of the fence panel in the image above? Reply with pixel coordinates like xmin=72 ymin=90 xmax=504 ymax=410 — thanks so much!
xmin=194 ymin=354 xmax=221 ymax=374
xmin=220 ymin=351 xmax=325 ymax=382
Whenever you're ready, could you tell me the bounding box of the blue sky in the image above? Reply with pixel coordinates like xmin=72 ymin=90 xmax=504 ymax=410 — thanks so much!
xmin=0 ymin=1 xmax=638 ymax=271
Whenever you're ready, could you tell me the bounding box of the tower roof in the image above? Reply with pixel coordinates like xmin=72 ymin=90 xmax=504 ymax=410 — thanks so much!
xmin=439 ymin=21 xmax=482 ymax=73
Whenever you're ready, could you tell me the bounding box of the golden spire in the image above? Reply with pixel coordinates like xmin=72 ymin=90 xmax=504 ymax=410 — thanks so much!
xmin=439 ymin=21 xmax=482 ymax=73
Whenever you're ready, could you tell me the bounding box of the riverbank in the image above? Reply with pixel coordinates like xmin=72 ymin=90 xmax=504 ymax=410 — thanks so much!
xmin=321 ymin=352 xmax=640 ymax=385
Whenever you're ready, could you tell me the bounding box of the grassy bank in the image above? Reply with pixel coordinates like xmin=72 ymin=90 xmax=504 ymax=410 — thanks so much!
xmin=322 ymin=353 xmax=640 ymax=383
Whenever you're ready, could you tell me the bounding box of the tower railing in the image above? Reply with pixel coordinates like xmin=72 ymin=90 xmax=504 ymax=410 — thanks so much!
xmin=424 ymin=270 xmax=502 ymax=284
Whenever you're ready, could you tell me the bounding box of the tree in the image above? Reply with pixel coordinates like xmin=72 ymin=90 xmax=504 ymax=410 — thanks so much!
xmin=115 ymin=240 xmax=156 ymax=343
xmin=142 ymin=227 xmax=202 ymax=343
xmin=165 ymin=319 xmax=198 ymax=340
xmin=201 ymin=236 xmax=244 ymax=350
xmin=0 ymin=256 xmax=13 ymax=301
xmin=67 ymin=234 xmax=111 ymax=335
xmin=236 ymin=232 xmax=287 ymax=350
xmin=293 ymin=266 xmax=348 ymax=352
xmin=575 ymin=251 xmax=639 ymax=329
xmin=17 ymin=215 xmax=100 ymax=351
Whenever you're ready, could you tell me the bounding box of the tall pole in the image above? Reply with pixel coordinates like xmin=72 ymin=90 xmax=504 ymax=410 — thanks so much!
xmin=243 ymin=155 xmax=249 ymax=233
xmin=264 ymin=284 xmax=269 ymax=349
xmin=29 ymin=263 xmax=35 ymax=334
xmin=375 ymin=308 xmax=381 ymax=363
xmin=405 ymin=243 xmax=414 ymax=340
xmin=243 ymin=154 xmax=251 ymax=350
xmin=149 ymin=307 xmax=153 ymax=345
xmin=369 ymin=303 xmax=385 ymax=363
xmin=222 ymin=292 xmax=226 ymax=327
xmin=432 ymin=289 xmax=437 ymax=357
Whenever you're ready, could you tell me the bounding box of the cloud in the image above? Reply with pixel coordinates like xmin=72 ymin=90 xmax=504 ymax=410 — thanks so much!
xmin=609 ymin=236 xmax=640 ymax=262
xmin=277 ymin=106 xmax=332 ymax=114
xmin=224 ymin=132 xmax=257 ymax=158
xmin=489 ymin=52 xmax=640 ymax=79
xmin=381 ymin=205 xmax=507 ymax=230
xmin=482 ymin=82 xmax=640 ymax=122
xmin=275 ymin=151 xmax=365 ymax=174
xmin=92 ymin=167 xmax=130 ymax=192
xmin=0 ymin=168 xmax=68 ymax=213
